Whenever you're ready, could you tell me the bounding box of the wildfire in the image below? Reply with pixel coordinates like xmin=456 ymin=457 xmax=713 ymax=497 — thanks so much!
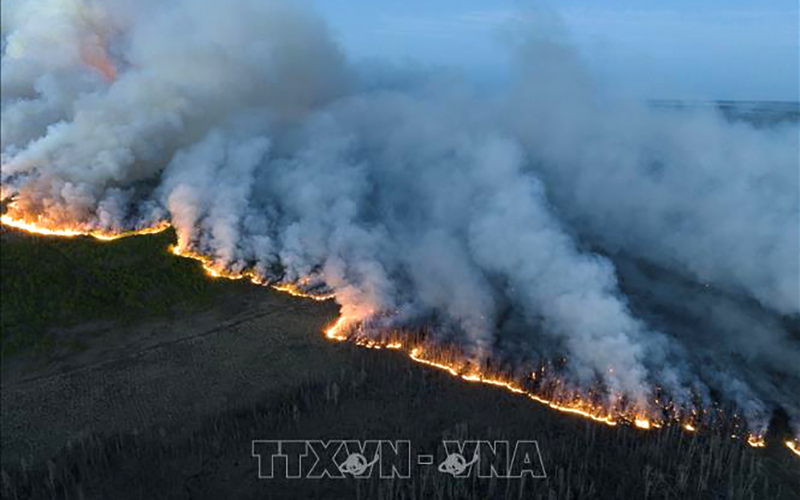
xmin=1 ymin=214 xmax=333 ymax=299
xmin=409 ymin=346 xmax=620 ymax=427
xmin=168 ymin=244 xmax=264 ymax=283
xmin=324 ymin=316 xmax=348 ymax=341
xmin=77 ymin=5 xmax=119 ymax=83
xmin=0 ymin=215 xmax=170 ymax=240
xmin=355 ymin=337 xmax=402 ymax=350
xmin=81 ymin=39 xmax=117 ymax=82
xmin=167 ymin=244 xmax=338 ymax=304
xmin=272 ymin=283 xmax=334 ymax=302
xmin=2 ymin=214 xmax=798 ymax=459
xmin=746 ymin=434 xmax=766 ymax=448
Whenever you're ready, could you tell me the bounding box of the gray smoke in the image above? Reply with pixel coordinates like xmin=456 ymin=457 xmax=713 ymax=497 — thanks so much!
xmin=2 ymin=0 xmax=798 ymax=433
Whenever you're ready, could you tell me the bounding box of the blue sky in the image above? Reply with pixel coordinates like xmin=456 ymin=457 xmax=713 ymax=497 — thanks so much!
xmin=309 ymin=1 xmax=798 ymax=101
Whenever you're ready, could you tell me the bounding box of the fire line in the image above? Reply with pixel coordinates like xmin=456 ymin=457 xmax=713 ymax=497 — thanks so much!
xmin=0 ymin=215 xmax=795 ymax=458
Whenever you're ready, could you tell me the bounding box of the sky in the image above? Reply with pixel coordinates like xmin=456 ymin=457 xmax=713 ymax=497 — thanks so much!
xmin=309 ymin=0 xmax=799 ymax=101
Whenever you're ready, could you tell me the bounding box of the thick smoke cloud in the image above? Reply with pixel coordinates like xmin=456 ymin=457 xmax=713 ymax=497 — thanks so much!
xmin=505 ymin=41 xmax=799 ymax=315
xmin=2 ymin=0 xmax=798 ymax=432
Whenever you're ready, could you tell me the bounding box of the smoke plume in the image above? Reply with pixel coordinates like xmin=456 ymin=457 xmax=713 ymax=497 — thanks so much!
xmin=2 ymin=0 xmax=798 ymax=434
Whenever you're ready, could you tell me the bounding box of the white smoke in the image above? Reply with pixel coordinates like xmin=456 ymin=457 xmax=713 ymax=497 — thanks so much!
xmin=2 ymin=0 xmax=798 ymax=433
xmin=505 ymin=43 xmax=799 ymax=314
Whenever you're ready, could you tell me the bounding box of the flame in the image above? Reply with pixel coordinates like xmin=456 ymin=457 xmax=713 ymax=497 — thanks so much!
xmin=409 ymin=346 xmax=620 ymax=427
xmin=747 ymin=434 xmax=766 ymax=448
xmin=355 ymin=337 xmax=402 ymax=350
xmin=1 ymin=215 xmax=332 ymax=297
xmin=324 ymin=316 xmax=348 ymax=341
xmin=272 ymin=283 xmax=334 ymax=301
xmin=168 ymin=244 xmax=264 ymax=283
xmin=2 ymin=215 xmax=798 ymax=459
xmin=76 ymin=4 xmax=118 ymax=83
xmin=1 ymin=215 xmax=169 ymax=240
xmin=168 ymin=244 xmax=337 ymax=304
xmin=81 ymin=40 xmax=117 ymax=82
xmin=409 ymin=347 xmax=461 ymax=377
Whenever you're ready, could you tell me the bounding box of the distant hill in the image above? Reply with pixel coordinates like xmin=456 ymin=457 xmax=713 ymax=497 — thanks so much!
xmin=650 ymin=100 xmax=800 ymax=126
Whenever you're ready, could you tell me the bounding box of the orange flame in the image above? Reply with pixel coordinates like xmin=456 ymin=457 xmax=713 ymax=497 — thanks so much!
xmin=168 ymin=244 xmax=264 ymax=283
xmin=324 ymin=316 xmax=348 ymax=341
xmin=408 ymin=346 xmax=621 ymax=427
xmin=746 ymin=434 xmax=766 ymax=448
xmin=81 ymin=42 xmax=117 ymax=82
xmin=167 ymin=244 xmax=336 ymax=304
xmin=1 ymin=215 xmax=169 ymax=240
xmin=272 ymin=283 xmax=335 ymax=302
xmin=787 ymin=440 xmax=800 ymax=457
xmin=77 ymin=11 xmax=118 ymax=84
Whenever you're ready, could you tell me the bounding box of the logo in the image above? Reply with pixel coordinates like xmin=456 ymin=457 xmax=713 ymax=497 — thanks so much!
xmin=252 ymin=439 xmax=545 ymax=479
xmin=438 ymin=451 xmax=479 ymax=476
